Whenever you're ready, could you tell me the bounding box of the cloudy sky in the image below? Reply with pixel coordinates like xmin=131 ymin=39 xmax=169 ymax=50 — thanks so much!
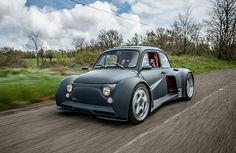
xmin=0 ymin=0 xmax=210 ymax=50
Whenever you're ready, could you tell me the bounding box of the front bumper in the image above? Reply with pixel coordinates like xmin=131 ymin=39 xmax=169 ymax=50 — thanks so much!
xmin=57 ymin=100 xmax=127 ymax=121
xmin=56 ymin=82 xmax=132 ymax=122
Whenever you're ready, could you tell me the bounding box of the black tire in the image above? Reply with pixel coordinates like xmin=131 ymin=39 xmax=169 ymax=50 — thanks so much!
xmin=129 ymin=84 xmax=150 ymax=124
xmin=184 ymin=73 xmax=194 ymax=100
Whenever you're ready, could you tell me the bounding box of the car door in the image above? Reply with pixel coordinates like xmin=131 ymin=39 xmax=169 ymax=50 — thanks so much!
xmin=156 ymin=51 xmax=172 ymax=97
xmin=140 ymin=51 xmax=166 ymax=100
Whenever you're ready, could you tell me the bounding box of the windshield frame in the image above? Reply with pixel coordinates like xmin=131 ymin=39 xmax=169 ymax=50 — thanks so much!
xmin=93 ymin=49 xmax=140 ymax=70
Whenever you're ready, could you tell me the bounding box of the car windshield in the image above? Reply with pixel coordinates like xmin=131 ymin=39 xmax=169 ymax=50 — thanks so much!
xmin=94 ymin=50 xmax=139 ymax=69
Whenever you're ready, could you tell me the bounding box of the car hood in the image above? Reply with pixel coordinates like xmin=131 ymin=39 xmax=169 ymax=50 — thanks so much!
xmin=74 ymin=69 xmax=138 ymax=84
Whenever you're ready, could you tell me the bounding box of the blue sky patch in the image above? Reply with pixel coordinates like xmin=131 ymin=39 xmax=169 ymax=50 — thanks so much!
xmin=25 ymin=0 xmax=131 ymax=14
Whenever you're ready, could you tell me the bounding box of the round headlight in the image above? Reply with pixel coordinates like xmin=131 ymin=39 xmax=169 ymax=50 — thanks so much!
xmin=67 ymin=84 xmax=73 ymax=93
xmin=102 ymin=87 xmax=111 ymax=96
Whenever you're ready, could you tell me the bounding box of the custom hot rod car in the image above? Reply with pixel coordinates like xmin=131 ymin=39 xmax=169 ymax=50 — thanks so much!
xmin=56 ymin=46 xmax=194 ymax=124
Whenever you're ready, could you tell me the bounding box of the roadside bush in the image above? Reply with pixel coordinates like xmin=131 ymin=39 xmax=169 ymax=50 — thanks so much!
xmin=74 ymin=51 xmax=100 ymax=67
xmin=39 ymin=57 xmax=75 ymax=68
xmin=0 ymin=54 xmax=26 ymax=68
xmin=0 ymin=54 xmax=7 ymax=66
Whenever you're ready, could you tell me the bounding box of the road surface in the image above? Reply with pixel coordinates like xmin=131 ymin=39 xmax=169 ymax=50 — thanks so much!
xmin=0 ymin=68 xmax=236 ymax=153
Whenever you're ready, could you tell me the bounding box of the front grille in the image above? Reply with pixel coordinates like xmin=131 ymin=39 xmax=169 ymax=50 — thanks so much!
xmin=71 ymin=84 xmax=109 ymax=106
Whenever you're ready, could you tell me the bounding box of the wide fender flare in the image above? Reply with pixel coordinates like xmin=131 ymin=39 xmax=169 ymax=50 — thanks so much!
xmin=56 ymin=76 xmax=77 ymax=106
xmin=178 ymin=68 xmax=194 ymax=97
xmin=112 ymin=77 xmax=150 ymax=119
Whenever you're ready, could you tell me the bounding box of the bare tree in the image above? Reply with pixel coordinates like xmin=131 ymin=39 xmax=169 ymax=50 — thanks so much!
xmin=173 ymin=7 xmax=194 ymax=53
xmin=27 ymin=31 xmax=43 ymax=67
xmin=72 ymin=36 xmax=87 ymax=52
xmin=143 ymin=30 xmax=156 ymax=46
xmin=38 ymin=48 xmax=44 ymax=62
xmin=87 ymin=38 xmax=100 ymax=51
xmin=207 ymin=0 xmax=236 ymax=59
xmin=172 ymin=6 xmax=204 ymax=54
xmin=126 ymin=33 xmax=141 ymax=46
xmin=140 ymin=28 xmax=176 ymax=53
xmin=98 ymin=29 xmax=123 ymax=50
xmin=189 ymin=23 xmax=202 ymax=46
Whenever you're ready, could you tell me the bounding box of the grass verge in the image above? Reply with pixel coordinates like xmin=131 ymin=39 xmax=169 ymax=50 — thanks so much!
xmin=0 ymin=68 xmax=63 ymax=111
xmin=169 ymin=55 xmax=236 ymax=74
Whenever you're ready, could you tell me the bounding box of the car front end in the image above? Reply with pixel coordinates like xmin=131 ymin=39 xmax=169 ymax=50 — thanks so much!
xmin=56 ymin=49 xmax=142 ymax=121
xmin=57 ymin=82 xmax=127 ymax=120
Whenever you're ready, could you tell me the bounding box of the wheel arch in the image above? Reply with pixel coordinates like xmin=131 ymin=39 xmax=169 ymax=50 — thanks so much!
xmin=132 ymin=81 xmax=152 ymax=113
xmin=136 ymin=81 xmax=152 ymax=103
xmin=179 ymin=69 xmax=194 ymax=98
xmin=113 ymin=77 xmax=152 ymax=120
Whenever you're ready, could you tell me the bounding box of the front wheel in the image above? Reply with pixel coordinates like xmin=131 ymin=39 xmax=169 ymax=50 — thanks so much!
xmin=184 ymin=73 xmax=194 ymax=100
xmin=129 ymin=84 xmax=150 ymax=124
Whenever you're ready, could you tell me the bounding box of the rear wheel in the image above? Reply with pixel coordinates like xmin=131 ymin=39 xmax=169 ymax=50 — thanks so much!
xmin=129 ymin=84 xmax=150 ymax=124
xmin=184 ymin=73 xmax=194 ymax=100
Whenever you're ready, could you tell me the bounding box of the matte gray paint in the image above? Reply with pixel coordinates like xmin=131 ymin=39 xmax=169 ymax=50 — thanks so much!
xmin=56 ymin=46 xmax=193 ymax=121
xmin=74 ymin=69 xmax=137 ymax=84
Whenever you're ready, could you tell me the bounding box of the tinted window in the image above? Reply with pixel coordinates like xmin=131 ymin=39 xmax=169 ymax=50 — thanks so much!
xmin=159 ymin=52 xmax=170 ymax=68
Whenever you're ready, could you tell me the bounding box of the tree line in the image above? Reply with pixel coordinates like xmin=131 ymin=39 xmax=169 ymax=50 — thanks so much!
xmin=0 ymin=0 xmax=235 ymax=68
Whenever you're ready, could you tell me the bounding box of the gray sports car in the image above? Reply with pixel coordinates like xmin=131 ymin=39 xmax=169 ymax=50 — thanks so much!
xmin=56 ymin=46 xmax=194 ymax=124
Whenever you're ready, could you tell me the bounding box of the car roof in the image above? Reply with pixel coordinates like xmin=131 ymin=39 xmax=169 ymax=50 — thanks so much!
xmin=106 ymin=46 xmax=166 ymax=54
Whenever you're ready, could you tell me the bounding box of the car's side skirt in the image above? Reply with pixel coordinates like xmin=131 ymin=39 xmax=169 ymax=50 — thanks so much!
xmin=151 ymin=93 xmax=178 ymax=112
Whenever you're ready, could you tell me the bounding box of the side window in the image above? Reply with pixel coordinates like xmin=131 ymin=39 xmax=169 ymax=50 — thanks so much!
xmin=142 ymin=52 xmax=160 ymax=68
xmin=142 ymin=53 xmax=150 ymax=67
xmin=97 ymin=56 xmax=105 ymax=65
xmin=159 ymin=52 xmax=170 ymax=68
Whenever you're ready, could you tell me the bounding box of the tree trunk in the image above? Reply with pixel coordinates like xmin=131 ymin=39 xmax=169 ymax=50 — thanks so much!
xmin=36 ymin=54 xmax=39 ymax=68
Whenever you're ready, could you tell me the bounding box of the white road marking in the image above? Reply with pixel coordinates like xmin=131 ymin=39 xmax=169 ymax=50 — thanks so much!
xmin=114 ymin=80 xmax=236 ymax=153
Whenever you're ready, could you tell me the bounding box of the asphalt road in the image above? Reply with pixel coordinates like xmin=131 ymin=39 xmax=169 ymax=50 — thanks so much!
xmin=0 ymin=68 xmax=236 ymax=153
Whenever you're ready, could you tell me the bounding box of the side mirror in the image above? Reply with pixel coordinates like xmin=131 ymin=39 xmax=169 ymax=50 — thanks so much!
xmin=142 ymin=65 xmax=152 ymax=70
xmin=81 ymin=66 xmax=89 ymax=70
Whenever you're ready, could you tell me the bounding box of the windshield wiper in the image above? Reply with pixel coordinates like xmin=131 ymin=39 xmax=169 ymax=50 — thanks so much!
xmin=111 ymin=62 xmax=124 ymax=69
xmin=95 ymin=64 xmax=107 ymax=68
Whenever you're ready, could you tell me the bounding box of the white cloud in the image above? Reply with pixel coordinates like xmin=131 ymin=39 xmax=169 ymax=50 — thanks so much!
xmin=0 ymin=0 xmax=144 ymax=50
xmin=129 ymin=0 xmax=210 ymax=27
xmin=0 ymin=0 xmax=210 ymax=50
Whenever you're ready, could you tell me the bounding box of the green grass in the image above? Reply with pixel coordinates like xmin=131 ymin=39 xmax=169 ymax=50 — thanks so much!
xmin=0 ymin=68 xmax=63 ymax=111
xmin=0 ymin=55 xmax=236 ymax=111
xmin=169 ymin=55 xmax=236 ymax=74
